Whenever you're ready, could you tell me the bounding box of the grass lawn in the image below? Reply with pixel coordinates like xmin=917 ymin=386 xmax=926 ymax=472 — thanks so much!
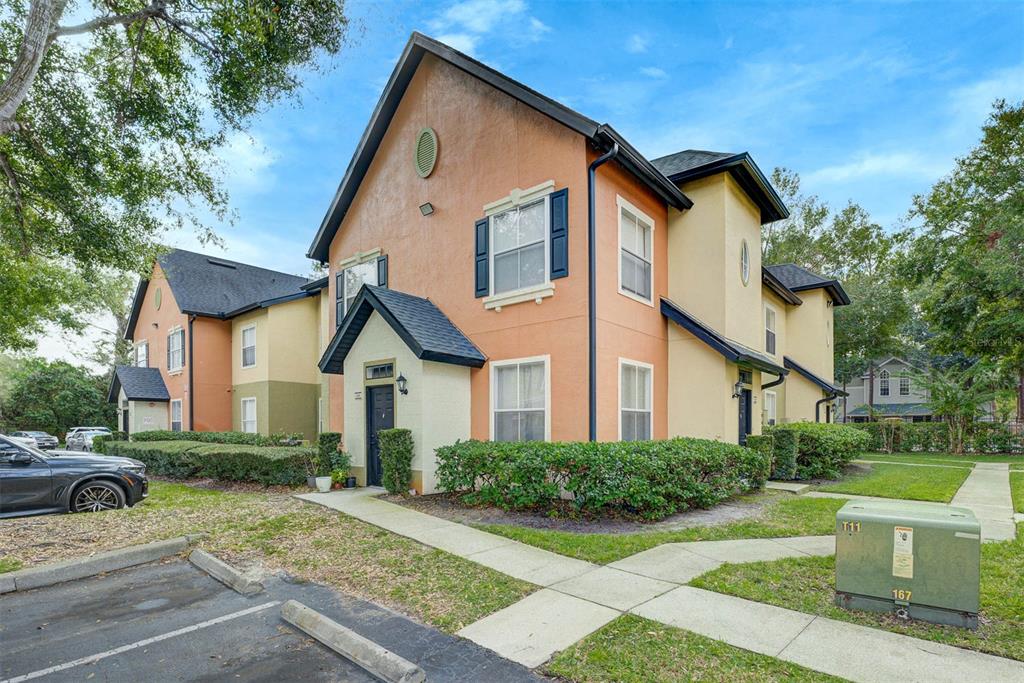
xmin=1012 ymin=472 xmax=1024 ymax=513
xmin=0 ymin=481 xmax=532 ymax=632
xmin=860 ymin=452 xmax=1024 ymax=466
xmin=476 ymin=496 xmax=847 ymax=565
xmin=546 ymin=614 xmax=840 ymax=682
xmin=690 ymin=524 xmax=1024 ymax=661
xmin=816 ymin=462 xmax=971 ymax=502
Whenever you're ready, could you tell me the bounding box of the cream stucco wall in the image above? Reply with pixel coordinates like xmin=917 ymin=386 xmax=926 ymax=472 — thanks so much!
xmin=267 ymin=298 xmax=321 ymax=384
xmin=119 ymin=388 xmax=169 ymax=434
xmin=232 ymin=309 xmax=269 ymax=385
xmin=785 ymin=373 xmax=829 ymax=423
xmin=343 ymin=311 xmax=471 ymax=494
xmin=785 ymin=289 xmax=834 ymax=381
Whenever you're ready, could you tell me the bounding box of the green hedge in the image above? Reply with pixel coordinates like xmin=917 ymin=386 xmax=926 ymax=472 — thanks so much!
xmin=378 ymin=428 xmax=414 ymax=494
xmin=764 ymin=423 xmax=872 ymax=479
xmin=317 ymin=432 xmax=343 ymax=476
xmin=435 ymin=437 xmax=770 ymax=520
xmin=93 ymin=431 xmax=127 ymax=454
xmin=104 ymin=440 xmax=314 ymax=486
xmin=130 ymin=430 xmax=305 ymax=447
xmin=849 ymin=421 xmax=1023 ymax=454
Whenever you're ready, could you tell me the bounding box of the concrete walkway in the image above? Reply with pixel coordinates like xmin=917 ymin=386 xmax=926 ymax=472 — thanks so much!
xmin=297 ymin=490 xmax=1023 ymax=681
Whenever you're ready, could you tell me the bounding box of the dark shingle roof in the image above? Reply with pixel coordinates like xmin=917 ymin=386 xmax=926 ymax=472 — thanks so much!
xmin=847 ymin=403 xmax=932 ymax=417
xmin=764 ymin=264 xmax=851 ymax=306
xmin=784 ymin=357 xmax=847 ymax=397
xmin=319 ymin=285 xmax=486 ymax=374
xmin=649 ymin=149 xmax=737 ymax=177
xmin=107 ymin=366 xmax=170 ymax=403
xmin=660 ymin=298 xmax=787 ymax=376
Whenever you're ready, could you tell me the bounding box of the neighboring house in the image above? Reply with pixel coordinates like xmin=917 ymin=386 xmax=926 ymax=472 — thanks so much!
xmin=310 ymin=33 xmax=849 ymax=493
xmin=113 ymin=249 xmax=329 ymax=439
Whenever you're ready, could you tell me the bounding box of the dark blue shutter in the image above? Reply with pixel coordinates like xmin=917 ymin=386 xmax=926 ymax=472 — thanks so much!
xmin=179 ymin=330 xmax=186 ymax=368
xmin=335 ymin=272 xmax=344 ymax=328
xmin=166 ymin=338 xmax=171 ymax=369
xmin=474 ymin=217 xmax=489 ymax=297
xmin=377 ymin=255 xmax=388 ymax=287
xmin=549 ymin=188 xmax=569 ymax=279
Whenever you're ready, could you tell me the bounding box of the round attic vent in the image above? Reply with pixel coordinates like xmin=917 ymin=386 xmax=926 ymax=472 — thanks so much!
xmin=414 ymin=128 xmax=438 ymax=178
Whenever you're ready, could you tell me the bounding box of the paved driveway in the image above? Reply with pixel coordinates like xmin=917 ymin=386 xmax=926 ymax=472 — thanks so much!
xmin=0 ymin=559 xmax=543 ymax=683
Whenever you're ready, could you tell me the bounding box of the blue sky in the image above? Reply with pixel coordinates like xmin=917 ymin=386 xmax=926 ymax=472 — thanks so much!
xmin=37 ymin=0 xmax=1024 ymax=365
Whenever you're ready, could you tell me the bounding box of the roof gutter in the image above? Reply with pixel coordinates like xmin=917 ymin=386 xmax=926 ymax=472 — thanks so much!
xmin=588 ymin=142 xmax=619 ymax=441
xmin=188 ymin=315 xmax=195 ymax=431
xmin=763 ymin=372 xmax=786 ymax=389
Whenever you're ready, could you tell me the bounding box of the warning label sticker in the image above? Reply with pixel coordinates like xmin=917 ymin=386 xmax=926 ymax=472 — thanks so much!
xmin=893 ymin=526 xmax=914 ymax=579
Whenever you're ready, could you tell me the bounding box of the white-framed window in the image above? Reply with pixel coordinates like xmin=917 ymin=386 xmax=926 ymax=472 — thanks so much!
xmin=618 ymin=197 xmax=653 ymax=304
xmin=491 ymin=197 xmax=548 ymax=296
xmin=764 ymin=390 xmax=777 ymax=426
xmin=241 ymin=324 xmax=256 ymax=368
xmin=339 ymin=260 xmax=378 ymax=319
xmin=765 ymin=305 xmax=777 ymax=355
xmin=899 ymin=376 xmax=911 ymax=396
xmin=170 ymin=399 xmax=182 ymax=432
xmin=491 ymin=356 xmax=549 ymax=442
xmin=167 ymin=327 xmax=185 ymax=372
xmin=740 ymin=239 xmax=750 ymax=285
xmin=241 ymin=397 xmax=257 ymax=434
xmin=135 ymin=341 xmax=148 ymax=368
xmin=879 ymin=369 xmax=890 ymax=397
xmin=619 ymin=359 xmax=653 ymax=441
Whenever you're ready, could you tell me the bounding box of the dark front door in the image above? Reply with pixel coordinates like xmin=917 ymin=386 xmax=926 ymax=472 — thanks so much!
xmin=738 ymin=388 xmax=752 ymax=445
xmin=122 ymin=409 xmax=130 ymax=433
xmin=366 ymin=385 xmax=395 ymax=487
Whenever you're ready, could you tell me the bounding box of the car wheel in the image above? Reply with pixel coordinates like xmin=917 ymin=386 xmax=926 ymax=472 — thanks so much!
xmin=71 ymin=481 xmax=125 ymax=513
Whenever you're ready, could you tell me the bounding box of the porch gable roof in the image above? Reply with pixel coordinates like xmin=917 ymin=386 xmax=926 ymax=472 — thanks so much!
xmin=107 ymin=366 xmax=170 ymax=403
xmin=783 ymin=356 xmax=848 ymax=397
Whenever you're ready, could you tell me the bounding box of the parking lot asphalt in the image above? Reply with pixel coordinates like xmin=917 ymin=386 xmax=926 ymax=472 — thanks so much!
xmin=0 ymin=559 xmax=544 ymax=683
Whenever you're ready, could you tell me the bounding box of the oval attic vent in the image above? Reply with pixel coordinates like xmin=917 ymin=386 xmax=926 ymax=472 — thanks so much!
xmin=414 ymin=127 xmax=438 ymax=178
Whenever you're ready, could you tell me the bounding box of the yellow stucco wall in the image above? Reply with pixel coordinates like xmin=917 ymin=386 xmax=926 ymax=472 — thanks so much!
xmin=267 ymin=298 xmax=321 ymax=384
xmin=231 ymin=309 xmax=269 ymax=385
xmin=785 ymin=372 xmax=828 ymax=423
xmin=784 ymin=288 xmax=834 ymax=381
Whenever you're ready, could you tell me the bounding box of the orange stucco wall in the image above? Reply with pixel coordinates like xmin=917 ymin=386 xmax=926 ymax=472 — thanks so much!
xmin=130 ymin=262 xmax=231 ymax=431
xmin=325 ymin=54 xmax=671 ymax=442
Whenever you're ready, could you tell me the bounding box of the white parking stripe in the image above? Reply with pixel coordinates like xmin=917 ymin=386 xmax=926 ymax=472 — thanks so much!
xmin=1 ymin=601 xmax=281 ymax=683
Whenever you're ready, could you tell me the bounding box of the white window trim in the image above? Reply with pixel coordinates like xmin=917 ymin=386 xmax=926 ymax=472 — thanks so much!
xmin=484 ymin=191 xmax=554 ymax=309
xmin=899 ymin=376 xmax=911 ymax=396
xmin=618 ymin=358 xmax=654 ymax=441
xmin=764 ymin=303 xmax=778 ymax=356
xmin=167 ymin=326 xmax=184 ymax=374
xmin=241 ymin=397 xmax=257 ymax=434
xmin=338 ymin=254 xmax=381 ymax=319
xmin=337 ymin=247 xmax=381 ymax=270
xmin=135 ymin=340 xmax=148 ymax=368
xmin=879 ymin=369 xmax=890 ymax=397
xmin=489 ymin=355 xmax=551 ymax=441
xmin=764 ymin=389 xmax=777 ymax=426
xmin=616 ymin=195 xmax=655 ymax=307
xmin=170 ymin=399 xmax=183 ymax=432
xmin=740 ymin=239 xmax=751 ymax=286
xmin=240 ymin=323 xmax=257 ymax=369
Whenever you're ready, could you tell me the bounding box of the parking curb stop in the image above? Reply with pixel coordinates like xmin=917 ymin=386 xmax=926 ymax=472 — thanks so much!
xmin=281 ymin=599 xmax=426 ymax=683
xmin=188 ymin=549 xmax=263 ymax=596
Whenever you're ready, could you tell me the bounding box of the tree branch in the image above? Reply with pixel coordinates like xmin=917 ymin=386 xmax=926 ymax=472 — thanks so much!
xmin=48 ymin=1 xmax=166 ymax=41
xmin=0 ymin=149 xmax=30 ymax=256
xmin=0 ymin=0 xmax=69 ymax=136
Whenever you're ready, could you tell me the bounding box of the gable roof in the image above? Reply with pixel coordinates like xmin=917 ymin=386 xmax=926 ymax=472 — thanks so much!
xmin=763 ymin=264 xmax=851 ymax=306
xmin=319 ymin=285 xmax=486 ymax=374
xmin=847 ymin=402 xmax=931 ymax=417
xmin=660 ymin=298 xmax=787 ymax=376
xmin=783 ymin=356 xmax=848 ymax=397
xmin=124 ymin=249 xmax=319 ymax=339
xmin=762 ymin=267 xmax=803 ymax=306
xmin=306 ymin=32 xmax=692 ymax=262
xmin=650 ymin=150 xmax=789 ymax=224
xmin=107 ymin=366 xmax=170 ymax=403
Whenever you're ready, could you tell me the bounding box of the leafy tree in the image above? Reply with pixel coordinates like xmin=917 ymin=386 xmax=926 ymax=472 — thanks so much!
xmin=0 ymin=358 xmax=114 ymax=436
xmin=902 ymin=100 xmax=1024 ymax=419
xmin=77 ymin=272 xmax=136 ymax=371
xmin=762 ymin=168 xmax=829 ymax=266
xmin=0 ymin=0 xmax=350 ymax=350
xmin=915 ymin=364 xmax=998 ymax=454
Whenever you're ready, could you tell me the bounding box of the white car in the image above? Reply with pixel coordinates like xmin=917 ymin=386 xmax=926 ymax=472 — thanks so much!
xmin=65 ymin=428 xmax=112 ymax=452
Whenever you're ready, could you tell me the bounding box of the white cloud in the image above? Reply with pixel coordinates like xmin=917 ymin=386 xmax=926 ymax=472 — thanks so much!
xmin=947 ymin=65 xmax=1024 ymax=132
xmin=640 ymin=66 xmax=667 ymax=79
xmin=428 ymin=0 xmax=550 ymax=55
xmin=804 ymin=151 xmax=949 ymax=185
xmin=436 ymin=32 xmax=480 ymax=56
xmin=528 ymin=17 xmax=551 ymax=41
xmin=626 ymin=34 xmax=648 ymax=54
xmin=724 ymin=36 xmax=734 ymax=50
xmin=431 ymin=0 xmax=526 ymax=34
xmin=219 ymin=131 xmax=278 ymax=195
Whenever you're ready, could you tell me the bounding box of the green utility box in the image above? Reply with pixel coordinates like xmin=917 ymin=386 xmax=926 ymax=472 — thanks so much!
xmin=835 ymin=499 xmax=981 ymax=629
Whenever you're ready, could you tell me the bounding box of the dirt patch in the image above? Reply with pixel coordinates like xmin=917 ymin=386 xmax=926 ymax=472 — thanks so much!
xmin=381 ymin=491 xmax=778 ymax=534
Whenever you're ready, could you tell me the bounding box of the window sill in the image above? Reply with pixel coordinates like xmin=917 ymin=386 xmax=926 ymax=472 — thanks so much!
xmin=168 ymin=369 xmax=183 ymax=376
xmin=484 ymin=282 xmax=555 ymax=311
xmin=617 ymin=287 xmax=654 ymax=308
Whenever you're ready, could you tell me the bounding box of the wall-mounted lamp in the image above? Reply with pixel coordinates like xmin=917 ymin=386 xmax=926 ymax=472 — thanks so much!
xmin=418 ymin=202 xmax=434 ymax=216
xmin=732 ymin=381 xmax=744 ymax=399
xmin=396 ymin=373 xmax=409 ymax=395
xmin=151 ymin=322 xmax=159 ymax=328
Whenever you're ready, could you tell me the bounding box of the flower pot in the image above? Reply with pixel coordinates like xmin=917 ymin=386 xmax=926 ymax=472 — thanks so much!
xmin=314 ymin=476 xmax=332 ymax=493
xmin=345 ymin=477 xmax=357 ymax=489
xmin=306 ymin=476 xmax=318 ymax=488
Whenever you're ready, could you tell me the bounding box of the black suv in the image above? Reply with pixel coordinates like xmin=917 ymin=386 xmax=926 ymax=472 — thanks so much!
xmin=0 ymin=435 xmax=148 ymax=518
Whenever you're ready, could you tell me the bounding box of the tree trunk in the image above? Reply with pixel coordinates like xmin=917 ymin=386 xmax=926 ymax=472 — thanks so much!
xmin=0 ymin=0 xmax=68 ymax=135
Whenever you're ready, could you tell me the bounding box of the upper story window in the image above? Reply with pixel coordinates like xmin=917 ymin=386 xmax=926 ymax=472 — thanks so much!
xmin=879 ymin=369 xmax=890 ymax=396
xmin=620 ymin=359 xmax=653 ymax=441
xmin=899 ymin=376 xmax=911 ymax=396
xmin=135 ymin=341 xmax=148 ymax=368
xmin=740 ymin=239 xmax=750 ymax=286
xmin=336 ymin=252 xmax=387 ymax=327
xmin=492 ymin=199 xmax=547 ymax=295
xmin=765 ymin=305 xmax=777 ymax=355
xmin=241 ymin=324 xmax=256 ymax=368
xmin=167 ymin=328 xmax=185 ymax=372
xmin=618 ymin=198 xmax=653 ymax=304
xmin=492 ymin=356 xmax=548 ymax=442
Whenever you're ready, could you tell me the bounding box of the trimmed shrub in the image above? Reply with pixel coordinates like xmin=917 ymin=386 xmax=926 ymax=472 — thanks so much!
xmin=769 ymin=429 xmax=799 ymax=480
xmin=93 ymin=431 xmax=127 ymax=454
xmin=378 ymin=428 xmax=414 ymax=494
xmin=435 ymin=437 xmax=770 ymax=520
xmin=317 ymin=432 xmax=342 ymax=476
xmin=847 ymin=421 xmax=1023 ymax=454
xmin=104 ymin=440 xmax=313 ymax=486
xmin=766 ymin=422 xmax=871 ymax=479
xmin=131 ymin=430 xmax=277 ymax=447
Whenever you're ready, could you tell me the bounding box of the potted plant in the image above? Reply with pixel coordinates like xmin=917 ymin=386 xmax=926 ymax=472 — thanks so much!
xmin=330 ymin=469 xmax=347 ymax=490
xmin=302 ymin=450 xmax=323 ymax=489
xmin=315 ymin=474 xmax=332 ymax=492
xmin=328 ymin=449 xmax=354 ymax=488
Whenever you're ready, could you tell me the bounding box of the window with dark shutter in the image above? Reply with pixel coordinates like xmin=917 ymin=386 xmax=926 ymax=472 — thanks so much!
xmin=549 ymin=188 xmax=569 ymax=279
xmin=377 ymin=255 xmax=388 ymax=287
xmin=474 ymin=217 xmax=489 ymax=297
